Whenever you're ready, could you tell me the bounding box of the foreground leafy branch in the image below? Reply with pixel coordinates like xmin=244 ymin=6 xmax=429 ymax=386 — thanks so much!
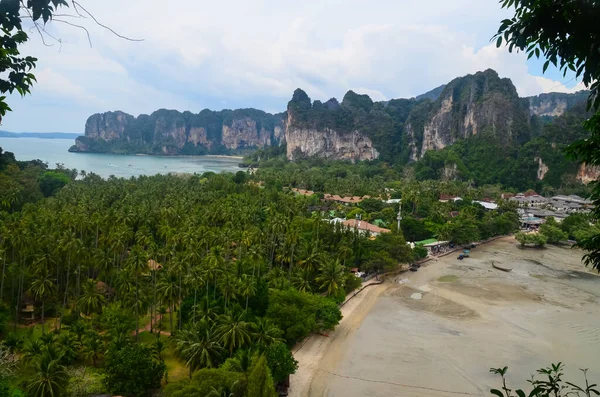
xmin=490 ymin=363 xmax=599 ymax=397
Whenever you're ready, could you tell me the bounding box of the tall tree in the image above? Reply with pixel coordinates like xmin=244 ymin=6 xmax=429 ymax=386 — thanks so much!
xmin=26 ymin=352 xmax=69 ymax=397
xmin=246 ymin=355 xmax=277 ymax=397
xmin=217 ymin=313 xmax=252 ymax=355
xmin=173 ymin=321 xmax=224 ymax=378
xmin=315 ymin=259 xmax=345 ymax=296
xmin=495 ymin=0 xmax=600 ymax=271
xmin=28 ymin=268 xmax=56 ymax=334
xmin=77 ymin=279 xmax=105 ymax=318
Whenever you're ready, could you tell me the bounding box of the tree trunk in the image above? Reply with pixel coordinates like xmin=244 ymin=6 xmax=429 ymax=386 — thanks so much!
xmin=59 ymin=265 xmax=70 ymax=332
xmin=178 ymin=274 xmax=182 ymax=331
xmin=135 ymin=274 xmax=139 ymax=342
xmin=14 ymin=260 xmax=24 ymax=332
xmin=0 ymin=249 xmax=6 ymax=299
xmin=169 ymin=304 xmax=174 ymax=334
xmin=288 ymin=245 xmax=295 ymax=279
xmin=193 ymin=289 xmax=197 ymax=325
xmin=41 ymin=302 xmax=45 ymax=335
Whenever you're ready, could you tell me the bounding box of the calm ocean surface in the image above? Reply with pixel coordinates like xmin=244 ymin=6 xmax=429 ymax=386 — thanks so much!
xmin=0 ymin=138 xmax=242 ymax=178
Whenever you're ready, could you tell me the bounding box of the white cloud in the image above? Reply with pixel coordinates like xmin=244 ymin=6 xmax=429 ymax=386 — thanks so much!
xmin=34 ymin=68 xmax=101 ymax=104
xmin=0 ymin=0 xmax=587 ymax=132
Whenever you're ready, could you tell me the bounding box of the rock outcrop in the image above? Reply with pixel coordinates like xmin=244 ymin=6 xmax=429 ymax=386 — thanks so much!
xmin=527 ymin=91 xmax=588 ymax=117
xmin=70 ymin=109 xmax=285 ymax=155
xmin=536 ymin=157 xmax=549 ymax=180
xmin=577 ymin=164 xmax=600 ymax=184
xmin=71 ymin=69 xmax=590 ymax=179
xmin=284 ymin=89 xmax=379 ymax=162
xmin=405 ymin=69 xmax=530 ymax=160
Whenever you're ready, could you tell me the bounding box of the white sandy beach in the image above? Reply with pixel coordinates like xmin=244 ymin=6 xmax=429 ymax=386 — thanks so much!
xmin=291 ymin=237 xmax=600 ymax=397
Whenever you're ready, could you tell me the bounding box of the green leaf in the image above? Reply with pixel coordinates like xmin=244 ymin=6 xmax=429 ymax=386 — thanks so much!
xmin=542 ymin=60 xmax=550 ymax=73
xmin=496 ymin=37 xmax=503 ymax=48
xmin=516 ymin=390 xmax=526 ymax=397
xmin=490 ymin=389 xmax=505 ymax=397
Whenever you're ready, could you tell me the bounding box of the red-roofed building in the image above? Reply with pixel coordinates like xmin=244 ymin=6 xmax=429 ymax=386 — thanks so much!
xmin=342 ymin=219 xmax=391 ymax=236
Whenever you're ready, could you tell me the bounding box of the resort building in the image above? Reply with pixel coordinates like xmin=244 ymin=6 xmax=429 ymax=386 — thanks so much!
xmin=341 ymin=219 xmax=391 ymax=236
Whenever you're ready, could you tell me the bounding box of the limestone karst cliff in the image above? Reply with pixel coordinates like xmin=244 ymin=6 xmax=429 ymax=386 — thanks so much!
xmin=71 ymin=69 xmax=588 ymax=178
xmin=70 ymin=109 xmax=285 ymax=155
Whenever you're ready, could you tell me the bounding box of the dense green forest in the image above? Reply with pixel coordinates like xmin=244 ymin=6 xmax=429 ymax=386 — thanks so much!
xmin=246 ymin=98 xmax=593 ymax=196
xmin=0 ymin=145 xmax=536 ymax=396
xmin=413 ymin=102 xmax=593 ymax=193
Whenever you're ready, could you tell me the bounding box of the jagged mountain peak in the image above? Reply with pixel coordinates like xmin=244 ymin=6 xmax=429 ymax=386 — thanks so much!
xmin=73 ymin=69 xmax=588 ymax=167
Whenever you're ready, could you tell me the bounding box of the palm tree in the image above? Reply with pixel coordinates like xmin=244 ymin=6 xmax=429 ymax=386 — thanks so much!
xmin=239 ymin=274 xmax=256 ymax=311
xmin=77 ymin=279 xmax=105 ymax=318
xmin=23 ymin=339 xmax=44 ymax=364
xmin=57 ymin=332 xmax=79 ymax=365
xmin=157 ymin=269 xmax=179 ymax=333
xmin=316 ymin=259 xmax=345 ymax=296
xmin=218 ymin=272 xmax=239 ymax=310
xmin=82 ymin=331 xmax=103 ymax=367
xmin=27 ymin=352 xmax=69 ymax=397
xmin=252 ymin=318 xmax=284 ymax=351
xmin=217 ymin=312 xmax=252 ymax=355
xmin=291 ymin=268 xmax=315 ymax=293
xmin=186 ymin=267 xmax=206 ymax=326
xmin=28 ymin=269 xmax=57 ymax=334
xmin=173 ymin=321 xmax=224 ymax=378
xmin=126 ymin=247 xmax=149 ymax=341
xmin=225 ymin=348 xmax=255 ymax=375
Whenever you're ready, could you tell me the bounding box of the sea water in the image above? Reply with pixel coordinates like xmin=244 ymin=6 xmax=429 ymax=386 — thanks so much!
xmin=0 ymin=138 xmax=242 ymax=178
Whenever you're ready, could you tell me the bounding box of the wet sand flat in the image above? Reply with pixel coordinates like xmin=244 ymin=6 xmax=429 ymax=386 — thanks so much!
xmin=301 ymin=237 xmax=600 ymax=397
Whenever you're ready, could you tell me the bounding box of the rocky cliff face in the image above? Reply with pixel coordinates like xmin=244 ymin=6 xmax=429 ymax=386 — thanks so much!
xmin=527 ymin=91 xmax=588 ymax=117
xmin=84 ymin=111 xmax=135 ymax=141
xmin=577 ymin=164 xmax=600 ymax=184
xmin=71 ymin=108 xmax=285 ymax=155
xmin=72 ymin=69 xmax=589 ymax=174
xmin=285 ymin=114 xmax=378 ymax=161
xmin=284 ymin=89 xmax=379 ymax=161
xmin=405 ymin=69 xmax=529 ymax=160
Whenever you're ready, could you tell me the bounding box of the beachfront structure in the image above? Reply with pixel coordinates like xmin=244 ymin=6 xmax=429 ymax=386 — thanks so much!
xmin=342 ymin=219 xmax=391 ymax=236
xmin=439 ymin=195 xmax=462 ymax=203
xmin=474 ymin=200 xmax=498 ymax=210
xmin=414 ymin=238 xmax=451 ymax=256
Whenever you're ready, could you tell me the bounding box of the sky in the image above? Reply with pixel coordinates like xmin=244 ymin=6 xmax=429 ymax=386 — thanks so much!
xmin=1 ymin=0 xmax=587 ymax=133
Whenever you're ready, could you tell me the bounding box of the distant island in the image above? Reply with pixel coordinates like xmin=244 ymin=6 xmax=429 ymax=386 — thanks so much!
xmin=0 ymin=130 xmax=80 ymax=139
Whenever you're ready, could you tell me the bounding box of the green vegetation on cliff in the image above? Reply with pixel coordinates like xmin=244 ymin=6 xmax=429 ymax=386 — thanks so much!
xmin=71 ymin=108 xmax=285 ymax=156
xmin=412 ymin=102 xmax=593 ymax=192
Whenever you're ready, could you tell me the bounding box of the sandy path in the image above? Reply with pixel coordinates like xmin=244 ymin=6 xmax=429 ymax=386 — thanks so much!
xmin=290 ymin=281 xmax=391 ymax=397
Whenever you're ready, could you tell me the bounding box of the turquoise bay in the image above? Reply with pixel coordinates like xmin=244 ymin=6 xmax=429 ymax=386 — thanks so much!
xmin=0 ymin=138 xmax=242 ymax=178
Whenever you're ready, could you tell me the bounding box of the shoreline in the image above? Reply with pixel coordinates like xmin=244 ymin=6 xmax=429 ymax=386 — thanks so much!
xmin=298 ymin=237 xmax=599 ymax=396
xmin=290 ymin=280 xmax=390 ymax=397
xmin=203 ymin=154 xmax=244 ymax=159
xmin=289 ymin=236 xmax=516 ymax=397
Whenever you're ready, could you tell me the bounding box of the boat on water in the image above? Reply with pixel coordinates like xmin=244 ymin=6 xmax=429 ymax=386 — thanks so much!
xmin=492 ymin=261 xmax=512 ymax=272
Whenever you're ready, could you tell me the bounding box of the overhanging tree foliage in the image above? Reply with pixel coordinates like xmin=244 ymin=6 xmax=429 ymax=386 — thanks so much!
xmin=0 ymin=0 xmax=142 ymax=123
xmin=495 ymin=0 xmax=600 ymax=271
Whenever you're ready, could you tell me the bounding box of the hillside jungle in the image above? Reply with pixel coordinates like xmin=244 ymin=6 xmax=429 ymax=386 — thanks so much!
xmin=0 ymin=144 xmax=597 ymax=397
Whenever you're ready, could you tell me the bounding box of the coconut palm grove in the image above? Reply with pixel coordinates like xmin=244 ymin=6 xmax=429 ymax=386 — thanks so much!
xmin=1 ymin=150 xmax=548 ymax=397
